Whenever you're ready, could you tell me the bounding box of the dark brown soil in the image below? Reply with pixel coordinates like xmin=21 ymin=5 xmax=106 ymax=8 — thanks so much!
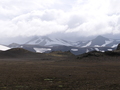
xmin=0 ymin=48 xmax=120 ymax=90
xmin=0 ymin=54 xmax=120 ymax=90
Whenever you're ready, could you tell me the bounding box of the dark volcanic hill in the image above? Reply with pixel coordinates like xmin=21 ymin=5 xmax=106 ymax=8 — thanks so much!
xmin=78 ymin=50 xmax=120 ymax=59
xmin=77 ymin=43 xmax=120 ymax=59
xmin=0 ymin=48 xmax=38 ymax=58
xmin=0 ymin=48 xmax=75 ymax=60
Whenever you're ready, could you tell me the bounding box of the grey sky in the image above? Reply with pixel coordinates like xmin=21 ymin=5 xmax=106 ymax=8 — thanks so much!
xmin=0 ymin=0 xmax=120 ymax=38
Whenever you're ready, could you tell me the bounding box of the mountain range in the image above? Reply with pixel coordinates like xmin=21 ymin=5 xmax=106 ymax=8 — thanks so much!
xmin=5 ymin=35 xmax=120 ymax=55
xmin=24 ymin=35 xmax=119 ymax=48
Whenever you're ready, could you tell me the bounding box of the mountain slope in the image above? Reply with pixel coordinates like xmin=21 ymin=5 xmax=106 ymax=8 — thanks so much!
xmin=78 ymin=35 xmax=119 ymax=48
xmin=91 ymin=35 xmax=110 ymax=46
xmin=26 ymin=36 xmax=73 ymax=46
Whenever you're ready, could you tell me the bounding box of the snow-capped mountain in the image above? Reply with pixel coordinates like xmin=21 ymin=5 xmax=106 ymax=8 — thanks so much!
xmin=77 ymin=35 xmax=120 ymax=48
xmin=8 ymin=35 xmax=120 ymax=55
xmin=25 ymin=35 xmax=120 ymax=48
xmin=25 ymin=36 xmax=74 ymax=46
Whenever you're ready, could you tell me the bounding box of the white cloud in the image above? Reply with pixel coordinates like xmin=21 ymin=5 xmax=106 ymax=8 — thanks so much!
xmin=0 ymin=14 xmax=68 ymax=37
xmin=0 ymin=0 xmax=120 ymax=39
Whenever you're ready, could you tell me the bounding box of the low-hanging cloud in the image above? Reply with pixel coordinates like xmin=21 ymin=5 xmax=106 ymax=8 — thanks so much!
xmin=0 ymin=0 xmax=120 ymax=38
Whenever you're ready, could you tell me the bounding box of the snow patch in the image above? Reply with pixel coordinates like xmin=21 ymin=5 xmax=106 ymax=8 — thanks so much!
xmin=100 ymin=50 xmax=105 ymax=52
xmin=86 ymin=49 xmax=89 ymax=53
xmin=94 ymin=45 xmax=100 ymax=47
xmin=34 ymin=48 xmax=51 ymax=53
xmin=111 ymin=44 xmax=118 ymax=48
xmin=0 ymin=45 xmax=10 ymax=51
xmin=108 ymin=49 xmax=113 ymax=51
xmin=82 ymin=41 xmax=92 ymax=47
xmin=102 ymin=40 xmax=113 ymax=47
xmin=71 ymin=49 xmax=78 ymax=51
xmin=95 ymin=48 xmax=99 ymax=51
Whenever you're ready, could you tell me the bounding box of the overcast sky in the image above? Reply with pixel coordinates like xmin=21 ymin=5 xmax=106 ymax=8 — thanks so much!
xmin=0 ymin=0 xmax=120 ymax=39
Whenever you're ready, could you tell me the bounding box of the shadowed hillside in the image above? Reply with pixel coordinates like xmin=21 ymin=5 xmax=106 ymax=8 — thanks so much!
xmin=77 ymin=43 xmax=120 ymax=60
xmin=0 ymin=48 xmax=75 ymax=60
xmin=6 ymin=48 xmax=34 ymax=54
xmin=0 ymin=48 xmax=39 ymax=58
xmin=77 ymin=50 xmax=120 ymax=59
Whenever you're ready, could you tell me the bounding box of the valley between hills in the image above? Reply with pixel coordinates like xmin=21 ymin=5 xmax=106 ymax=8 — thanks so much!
xmin=0 ymin=44 xmax=120 ymax=90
